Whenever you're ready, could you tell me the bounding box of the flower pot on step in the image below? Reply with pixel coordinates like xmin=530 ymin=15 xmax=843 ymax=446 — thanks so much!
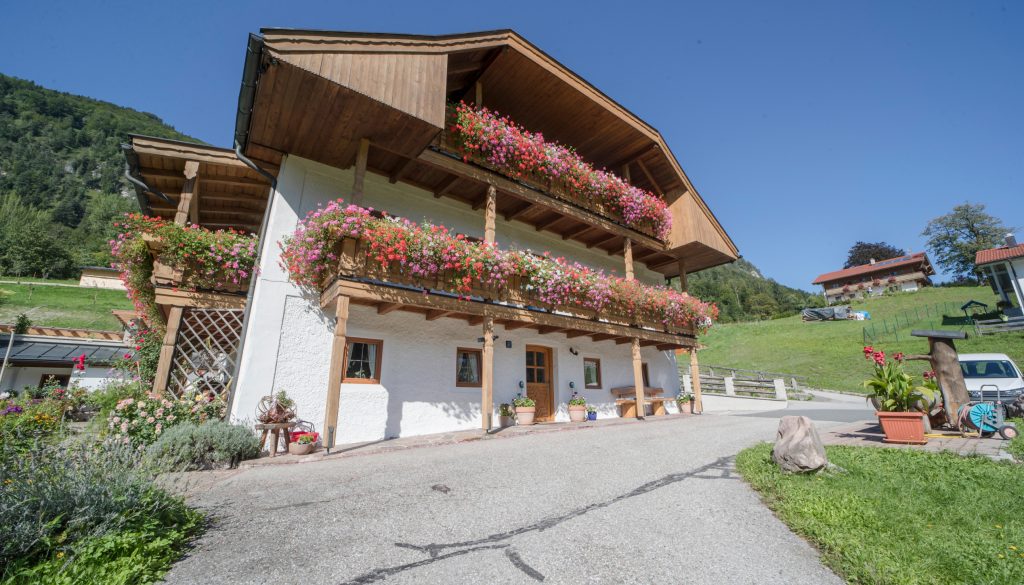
xmin=498 ymin=415 xmax=515 ymax=428
xmin=568 ymin=405 xmax=587 ymax=423
xmin=516 ymin=407 xmax=536 ymax=426
xmin=289 ymin=442 xmax=315 ymax=456
xmin=876 ymin=411 xmax=928 ymax=445
xmin=677 ymin=401 xmax=692 ymax=415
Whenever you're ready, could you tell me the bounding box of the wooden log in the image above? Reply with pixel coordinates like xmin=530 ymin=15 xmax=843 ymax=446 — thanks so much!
xmin=481 ymin=316 xmax=494 ymax=430
xmin=929 ymin=336 xmax=970 ymax=425
xmin=323 ymin=296 xmax=350 ymax=448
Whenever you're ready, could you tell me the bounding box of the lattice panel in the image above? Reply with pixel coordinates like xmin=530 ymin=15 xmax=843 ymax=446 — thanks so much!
xmin=167 ymin=308 xmax=244 ymax=399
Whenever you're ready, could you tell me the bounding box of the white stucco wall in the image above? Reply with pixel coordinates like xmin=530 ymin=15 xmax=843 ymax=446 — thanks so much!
xmin=231 ymin=155 xmax=682 ymax=443
xmin=1 ymin=365 xmax=115 ymax=394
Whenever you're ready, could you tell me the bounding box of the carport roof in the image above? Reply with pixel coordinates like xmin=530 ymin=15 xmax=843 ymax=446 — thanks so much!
xmin=0 ymin=335 xmax=129 ymax=367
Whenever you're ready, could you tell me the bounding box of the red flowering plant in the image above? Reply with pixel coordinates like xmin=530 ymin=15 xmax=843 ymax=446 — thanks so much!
xmin=280 ymin=199 xmax=718 ymax=334
xmin=109 ymin=213 xmax=259 ymax=324
xmin=447 ymin=102 xmax=672 ymax=240
xmin=861 ymin=346 xmax=934 ymax=412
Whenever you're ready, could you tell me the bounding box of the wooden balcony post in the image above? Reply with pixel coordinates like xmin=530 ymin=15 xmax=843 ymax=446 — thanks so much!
xmin=173 ymin=160 xmax=200 ymax=225
xmin=689 ymin=348 xmax=703 ymax=414
xmin=623 ymin=239 xmax=634 ymax=281
xmin=352 ymin=138 xmax=370 ymax=206
xmin=631 ymin=337 xmax=645 ymax=419
xmin=323 ymin=295 xmax=351 ymax=448
xmin=484 ymin=184 xmax=497 ymax=244
xmin=677 ymin=259 xmax=688 ymax=293
xmin=481 ymin=315 xmax=494 ymax=430
xmin=153 ymin=306 xmax=184 ymax=393
xmin=475 ymin=81 xmax=483 ymax=108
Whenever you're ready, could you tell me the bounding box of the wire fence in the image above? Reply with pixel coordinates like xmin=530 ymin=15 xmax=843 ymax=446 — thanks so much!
xmin=861 ymin=301 xmax=978 ymax=344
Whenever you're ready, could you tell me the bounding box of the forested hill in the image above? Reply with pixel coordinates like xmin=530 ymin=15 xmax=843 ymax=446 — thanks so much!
xmin=684 ymin=258 xmax=823 ymax=322
xmin=0 ymin=73 xmax=196 ymax=278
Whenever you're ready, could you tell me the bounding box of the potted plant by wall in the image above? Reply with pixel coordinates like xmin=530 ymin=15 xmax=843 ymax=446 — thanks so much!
xmin=862 ymin=346 xmax=934 ymax=444
xmin=568 ymin=392 xmax=587 ymax=422
xmin=498 ymin=403 xmax=516 ymax=428
xmin=676 ymin=393 xmax=692 ymax=415
xmin=289 ymin=433 xmax=316 ymax=455
xmin=513 ymin=394 xmax=536 ymax=425
xmin=586 ymin=405 xmax=597 ymax=421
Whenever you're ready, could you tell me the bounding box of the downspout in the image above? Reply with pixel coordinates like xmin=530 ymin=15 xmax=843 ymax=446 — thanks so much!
xmin=225 ymin=141 xmax=276 ymax=417
xmin=123 ymin=162 xmax=174 ymax=207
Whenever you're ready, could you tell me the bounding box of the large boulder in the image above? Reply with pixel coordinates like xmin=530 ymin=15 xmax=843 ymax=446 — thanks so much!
xmin=771 ymin=416 xmax=828 ymax=473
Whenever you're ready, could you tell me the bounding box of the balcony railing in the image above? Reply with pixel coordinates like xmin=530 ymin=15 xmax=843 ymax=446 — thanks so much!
xmin=824 ymin=272 xmax=928 ymax=296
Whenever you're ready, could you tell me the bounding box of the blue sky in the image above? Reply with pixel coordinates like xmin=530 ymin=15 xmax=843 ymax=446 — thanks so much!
xmin=2 ymin=1 xmax=1021 ymax=290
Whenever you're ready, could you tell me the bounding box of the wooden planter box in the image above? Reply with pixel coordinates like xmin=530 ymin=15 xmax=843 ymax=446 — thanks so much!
xmin=876 ymin=411 xmax=928 ymax=445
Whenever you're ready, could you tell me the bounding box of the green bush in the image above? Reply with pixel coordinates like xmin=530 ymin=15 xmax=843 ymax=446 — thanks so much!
xmin=0 ymin=399 xmax=66 ymax=460
xmin=0 ymin=441 xmax=201 ymax=581
xmin=146 ymin=420 xmax=260 ymax=471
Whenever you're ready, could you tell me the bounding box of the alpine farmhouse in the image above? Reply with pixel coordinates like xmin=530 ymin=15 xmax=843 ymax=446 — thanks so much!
xmin=121 ymin=29 xmax=738 ymax=447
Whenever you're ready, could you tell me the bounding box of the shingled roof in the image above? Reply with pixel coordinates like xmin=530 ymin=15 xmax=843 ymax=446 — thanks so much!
xmin=812 ymin=253 xmax=932 ymax=285
xmin=976 ymin=243 xmax=1024 ymax=265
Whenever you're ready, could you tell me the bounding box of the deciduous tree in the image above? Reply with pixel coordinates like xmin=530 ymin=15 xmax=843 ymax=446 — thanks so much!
xmin=921 ymin=203 xmax=1010 ymax=282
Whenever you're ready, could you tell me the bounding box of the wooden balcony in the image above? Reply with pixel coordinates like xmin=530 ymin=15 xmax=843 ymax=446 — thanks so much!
xmin=318 ymin=237 xmax=695 ymax=349
xmin=143 ymin=234 xmax=248 ymax=319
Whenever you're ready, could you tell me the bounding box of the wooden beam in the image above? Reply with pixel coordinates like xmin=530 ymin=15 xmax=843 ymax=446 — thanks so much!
xmin=565 ymin=330 xmax=589 ymax=338
xmin=586 ymin=232 xmax=618 ymax=249
xmin=639 ymin=340 xmax=660 ymax=347
xmin=534 ymin=214 xmax=565 ymax=233
xmin=677 ymin=259 xmax=688 ymax=293
xmin=590 ymin=333 xmax=617 ymax=342
xmin=656 ymin=343 xmax=680 ymax=351
xmin=502 ymin=321 xmax=530 ymax=330
xmin=376 ymin=302 xmax=401 ymax=315
xmin=352 ymin=138 xmax=370 ymax=205
xmin=433 ymin=175 xmax=459 ymax=198
xmin=504 ymin=201 xmax=534 ymax=221
xmin=621 ymin=164 xmax=631 ymax=182
xmin=416 ymin=149 xmax=666 ymax=251
xmin=690 ymin=348 xmax=703 ymax=414
xmin=483 ymin=184 xmax=497 ymax=244
xmin=323 ymin=296 xmax=351 ymax=449
xmin=459 ymin=47 xmax=505 ymax=104
xmin=467 ymin=315 xmax=484 ymax=326
xmin=152 ymin=306 xmax=184 ymax=394
xmin=561 ymin=223 xmax=592 ymax=241
xmin=481 ymin=316 xmax=494 ymax=430
xmin=636 ymin=157 xmax=664 ymax=197
xmin=425 ymin=309 xmax=451 ymax=321
xmin=624 ymin=239 xmax=635 ymax=280
xmin=475 ymin=82 xmax=484 ymax=107
xmin=388 ymin=156 xmax=418 ymax=184
xmin=608 ymin=143 xmax=659 ymax=174
xmin=152 ymin=287 xmax=247 ymax=310
xmin=174 ymin=161 xmax=200 ymax=226
xmin=140 ymin=168 xmax=268 ymax=187
xmin=631 ymin=338 xmax=645 ymax=419
xmin=615 ymin=337 xmax=633 ymax=345
xmin=538 ymin=325 xmax=564 ymax=335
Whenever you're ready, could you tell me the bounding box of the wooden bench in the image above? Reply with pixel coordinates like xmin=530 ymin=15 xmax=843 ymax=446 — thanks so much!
xmin=611 ymin=387 xmax=669 ymax=417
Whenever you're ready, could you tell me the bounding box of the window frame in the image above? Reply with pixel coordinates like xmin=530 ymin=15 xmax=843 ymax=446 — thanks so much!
xmin=455 ymin=347 xmax=483 ymax=388
xmin=342 ymin=337 xmax=384 ymax=384
xmin=583 ymin=357 xmax=602 ymax=389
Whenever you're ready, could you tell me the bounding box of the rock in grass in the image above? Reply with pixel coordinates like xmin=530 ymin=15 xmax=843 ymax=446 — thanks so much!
xmin=771 ymin=416 xmax=828 ymax=473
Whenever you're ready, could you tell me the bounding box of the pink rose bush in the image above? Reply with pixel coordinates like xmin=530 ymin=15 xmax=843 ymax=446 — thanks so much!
xmin=447 ymin=102 xmax=672 ymax=240
xmin=110 ymin=213 xmax=259 ymax=323
xmin=108 ymin=394 xmax=225 ymax=445
xmin=280 ymin=200 xmax=718 ymax=334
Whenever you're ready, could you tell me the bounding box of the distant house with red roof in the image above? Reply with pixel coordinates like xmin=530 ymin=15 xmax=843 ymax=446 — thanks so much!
xmin=975 ymin=234 xmax=1024 ymax=316
xmin=812 ymin=252 xmax=935 ymax=304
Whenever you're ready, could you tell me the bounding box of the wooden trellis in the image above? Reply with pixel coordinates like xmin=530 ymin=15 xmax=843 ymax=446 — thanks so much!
xmin=167 ymin=308 xmax=244 ymax=400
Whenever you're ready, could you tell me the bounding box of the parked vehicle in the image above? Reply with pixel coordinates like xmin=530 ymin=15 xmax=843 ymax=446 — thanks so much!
xmin=958 ymin=353 xmax=1024 ymax=401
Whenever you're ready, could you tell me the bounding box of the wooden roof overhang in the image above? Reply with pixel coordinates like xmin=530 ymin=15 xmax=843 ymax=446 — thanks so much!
xmin=124 ymin=135 xmax=279 ymax=233
xmin=235 ymin=29 xmax=739 ymax=275
xmin=321 ymin=278 xmax=695 ymax=351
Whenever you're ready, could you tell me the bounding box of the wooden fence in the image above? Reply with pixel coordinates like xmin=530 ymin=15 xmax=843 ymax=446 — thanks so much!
xmin=975 ymin=316 xmax=1024 ymax=336
xmin=681 ymin=364 xmax=806 ymax=400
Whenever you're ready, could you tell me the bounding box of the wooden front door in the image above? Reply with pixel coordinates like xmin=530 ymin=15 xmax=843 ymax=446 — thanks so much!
xmin=525 ymin=345 xmax=554 ymax=422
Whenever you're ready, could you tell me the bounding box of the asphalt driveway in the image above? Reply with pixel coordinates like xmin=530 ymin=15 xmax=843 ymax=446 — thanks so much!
xmin=165 ymin=414 xmax=845 ymax=584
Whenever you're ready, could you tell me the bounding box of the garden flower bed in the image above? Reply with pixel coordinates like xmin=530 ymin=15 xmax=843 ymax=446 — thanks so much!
xmin=110 ymin=213 xmax=259 ymax=324
xmin=445 ymin=102 xmax=672 ymax=240
xmin=280 ymin=200 xmax=716 ymax=334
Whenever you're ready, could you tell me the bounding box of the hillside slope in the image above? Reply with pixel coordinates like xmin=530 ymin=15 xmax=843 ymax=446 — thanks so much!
xmin=682 ymin=258 xmax=823 ymax=322
xmin=0 ymin=73 xmax=196 ymax=276
xmin=698 ymin=286 xmax=1024 ymax=393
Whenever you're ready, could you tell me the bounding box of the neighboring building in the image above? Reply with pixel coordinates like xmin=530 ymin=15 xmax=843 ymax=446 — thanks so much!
xmin=813 ymin=253 xmax=934 ymax=304
xmin=78 ymin=266 xmax=126 ymax=290
xmin=122 ymin=29 xmax=739 ymax=447
xmin=976 ymin=234 xmax=1024 ymax=317
xmin=0 ymin=333 xmax=128 ymax=395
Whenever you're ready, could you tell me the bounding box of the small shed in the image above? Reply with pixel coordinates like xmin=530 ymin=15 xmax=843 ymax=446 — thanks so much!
xmin=79 ymin=266 xmax=126 ymax=290
xmin=960 ymin=300 xmax=989 ymax=319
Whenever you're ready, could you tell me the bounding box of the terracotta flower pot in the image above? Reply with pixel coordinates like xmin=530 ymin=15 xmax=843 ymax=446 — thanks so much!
xmin=516 ymin=406 xmax=536 ymax=426
xmin=568 ymin=404 xmax=587 ymax=423
xmin=876 ymin=411 xmax=927 ymax=445
xmin=289 ymin=442 xmax=314 ymax=455
xmin=676 ymin=401 xmax=692 ymax=415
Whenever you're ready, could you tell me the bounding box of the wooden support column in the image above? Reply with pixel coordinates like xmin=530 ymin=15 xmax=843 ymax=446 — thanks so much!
xmin=677 ymin=259 xmax=688 ymax=293
xmin=351 ymin=138 xmax=370 ymax=206
xmin=475 ymin=81 xmax=483 ymax=107
xmin=481 ymin=315 xmax=494 ymax=430
xmin=623 ymin=239 xmax=635 ymax=280
xmin=173 ymin=161 xmax=200 ymax=225
xmin=483 ymin=184 xmax=497 ymax=244
xmin=323 ymin=296 xmax=351 ymax=448
xmin=631 ymin=337 xmax=645 ymax=419
xmin=153 ymin=306 xmax=184 ymax=393
xmin=689 ymin=348 xmax=703 ymax=414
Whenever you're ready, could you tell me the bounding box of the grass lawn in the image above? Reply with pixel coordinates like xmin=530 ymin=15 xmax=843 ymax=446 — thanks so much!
xmin=737 ymin=444 xmax=1023 ymax=585
xmin=697 ymin=286 xmax=1024 ymax=392
xmin=0 ymin=282 xmax=132 ymax=331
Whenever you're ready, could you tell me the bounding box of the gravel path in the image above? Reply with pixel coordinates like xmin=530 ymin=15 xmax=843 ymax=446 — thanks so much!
xmin=165 ymin=414 xmax=845 ymax=584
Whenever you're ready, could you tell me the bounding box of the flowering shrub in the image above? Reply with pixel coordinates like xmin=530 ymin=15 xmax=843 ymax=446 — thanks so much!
xmin=0 ymin=398 xmax=66 ymax=459
xmin=107 ymin=394 xmax=225 ymax=446
xmin=448 ymin=102 xmax=672 ymax=239
xmin=280 ymin=200 xmax=718 ymax=334
xmin=513 ymin=394 xmax=536 ymax=408
xmin=109 ymin=213 xmax=259 ymax=323
xmin=568 ymin=392 xmax=587 ymax=406
xmin=862 ymin=346 xmax=934 ymax=412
